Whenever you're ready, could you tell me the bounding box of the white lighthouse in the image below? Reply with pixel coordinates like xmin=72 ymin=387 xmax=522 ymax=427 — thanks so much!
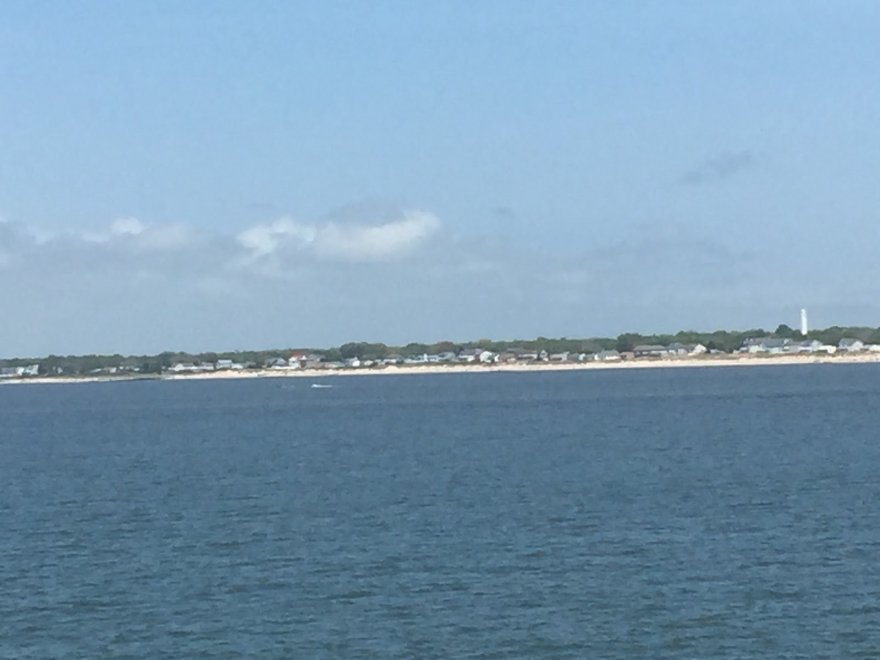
xmin=800 ymin=308 xmax=808 ymax=336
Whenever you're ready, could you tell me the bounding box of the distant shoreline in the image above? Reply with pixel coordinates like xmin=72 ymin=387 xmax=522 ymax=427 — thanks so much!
xmin=3 ymin=352 xmax=880 ymax=385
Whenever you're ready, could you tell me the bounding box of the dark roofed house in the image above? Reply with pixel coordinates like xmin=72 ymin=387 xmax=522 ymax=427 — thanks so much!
xmin=742 ymin=337 xmax=790 ymax=354
xmin=633 ymin=344 xmax=668 ymax=358
xmin=791 ymin=339 xmax=822 ymax=353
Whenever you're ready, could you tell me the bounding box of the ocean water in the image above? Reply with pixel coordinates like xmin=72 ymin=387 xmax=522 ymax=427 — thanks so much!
xmin=2 ymin=365 xmax=880 ymax=657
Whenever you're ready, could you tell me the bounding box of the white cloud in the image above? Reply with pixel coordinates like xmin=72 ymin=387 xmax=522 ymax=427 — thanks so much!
xmin=236 ymin=209 xmax=440 ymax=262
xmin=81 ymin=217 xmax=195 ymax=250
xmin=236 ymin=218 xmax=317 ymax=257
xmin=110 ymin=217 xmax=147 ymax=236
xmin=315 ymin=210 xmax=440 ymax=260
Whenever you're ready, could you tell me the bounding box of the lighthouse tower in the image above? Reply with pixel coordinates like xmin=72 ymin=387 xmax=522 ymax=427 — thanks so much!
xmin=800 ymin=308 xmax=808 ymax=336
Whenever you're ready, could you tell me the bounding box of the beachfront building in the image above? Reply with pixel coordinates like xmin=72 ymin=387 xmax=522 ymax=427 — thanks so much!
xmin=742 ymin=337 xmax=791 ymax=354
xmin=281 ymin=353 xmax=325 ymax=369
xmin=169 ymin=362 xmax=197 ymax=373
xmin=633 ymin=344 xmax=669 ymax=358
xmin=457 ymin=348 xmax=481 ymax=363
xmin=457 ymin=349 xmax=497 ymax=363
xmin=0 ymin=364 xmax=40 ymax=378
xmin=169 ymin=362 xmax=216 ymax=373
xmin=839 ymin=338 xmax=865 ymax=352
xmin=741 ymin=337 xmax=840 ymax=355
xmin=285 ymin=353 xmax=313 ymax=368
xmin=788 ymin=339 xmax=823 ymax=353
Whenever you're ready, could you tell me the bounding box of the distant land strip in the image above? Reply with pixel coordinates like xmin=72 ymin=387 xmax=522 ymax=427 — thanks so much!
xmin=3 ymin=324 xmax=880 ymax=381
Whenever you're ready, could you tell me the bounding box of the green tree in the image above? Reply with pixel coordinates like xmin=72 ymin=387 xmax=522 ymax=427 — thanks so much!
xmin=774 ymin=324 xmax=797 ymax=339
xmin=616 ymin=333 xmax=645 ymax=352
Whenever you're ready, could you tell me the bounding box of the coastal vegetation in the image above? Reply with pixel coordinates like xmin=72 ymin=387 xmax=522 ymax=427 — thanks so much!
xmin=4 ymin=325 xmax=880 ymax=377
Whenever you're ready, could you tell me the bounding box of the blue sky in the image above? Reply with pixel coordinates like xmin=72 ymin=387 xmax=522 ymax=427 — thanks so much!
xmin=1 ymin=1 xmax=879 ymax=355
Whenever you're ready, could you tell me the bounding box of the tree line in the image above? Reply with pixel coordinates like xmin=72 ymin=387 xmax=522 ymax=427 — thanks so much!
xmin=3 ymin=324 xmax=880 ymax=376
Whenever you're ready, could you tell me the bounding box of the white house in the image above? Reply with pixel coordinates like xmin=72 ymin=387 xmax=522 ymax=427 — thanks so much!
xmin=5 ymin=364 xmax=41 ymax=377
xmin=593 ymin=350 xmax=621 ymax=362
xmin=478 ymin=350 xmax=496 ymax=363
xmin=742 ymin=338 xmax=790 ymax=354
xmin=216 ymin=359 xmax=244 ymax=370
xmin=169 ymin=362 xmax=197 ymax=373
xmin=839 ymin=338 xmax=865 ymax=352
xmin=796 ymin=340 xmax=823 ymax=353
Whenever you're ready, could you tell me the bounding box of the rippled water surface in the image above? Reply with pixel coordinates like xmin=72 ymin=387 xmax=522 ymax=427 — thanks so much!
xmin=3 ymin=365 xmax=880 ymax=657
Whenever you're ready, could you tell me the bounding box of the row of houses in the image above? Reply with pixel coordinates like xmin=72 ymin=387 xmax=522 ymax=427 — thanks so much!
xmin=264 ymin=353 xmax=325 ymax=369
xmin=0 ymin=365 xmax=40 ymax=378
xmin=257 ymin=347 xmax=626 ymax=371
xmin=168 ymin=359 xmax=249 ymax=373
xmin=740 ymin=337 xmax=880 ymax=355
xmin=632 ymin=343 xmax=709 ymax=358
xmin=93 ymin=336 xmax=880 ymax=377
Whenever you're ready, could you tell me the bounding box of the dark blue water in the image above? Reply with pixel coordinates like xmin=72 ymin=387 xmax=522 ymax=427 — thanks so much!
xmin=3 ymin=365 xmax=880 ymax=657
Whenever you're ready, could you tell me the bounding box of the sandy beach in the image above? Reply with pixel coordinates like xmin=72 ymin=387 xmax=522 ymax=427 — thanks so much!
xmin=5 ymin=351 xmax=880 ymax=385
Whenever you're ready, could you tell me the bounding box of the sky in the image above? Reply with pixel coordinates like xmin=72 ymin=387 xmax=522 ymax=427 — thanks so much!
xmin=1 ymin=1 xmax=879 ymax=356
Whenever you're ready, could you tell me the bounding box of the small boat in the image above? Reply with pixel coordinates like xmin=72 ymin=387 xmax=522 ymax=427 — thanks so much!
xmin=311 ymin=383 xmax=333 ymax=389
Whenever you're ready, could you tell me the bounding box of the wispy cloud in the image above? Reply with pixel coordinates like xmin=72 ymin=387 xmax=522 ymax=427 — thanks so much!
xmin=237 ymin=209 xmax=440 ymax=262
xmin=0 ymin=208 xmax=441 ymax=275
xmin=680 ymin=150 xmax=755 ymax=185
xmin=316 ymin=210 xmax=440 ymax=260
xmin=80 ymin=217 xmax=199 ymax=251
xmin=237 ymin=219 xmax=317 ymax=258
